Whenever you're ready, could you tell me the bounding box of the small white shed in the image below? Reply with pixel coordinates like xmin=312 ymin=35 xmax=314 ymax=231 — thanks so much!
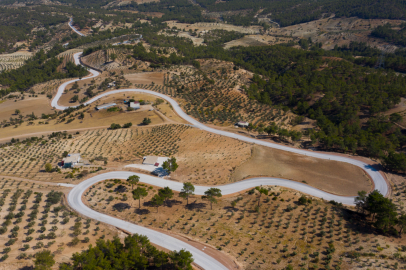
xmin=130 ymin=101 xmax=140 ymax=109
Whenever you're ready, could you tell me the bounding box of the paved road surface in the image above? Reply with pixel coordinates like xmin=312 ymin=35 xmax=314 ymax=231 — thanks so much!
xmin=68 ymin=18 xmax=86 ymax=37
xmin=55 ymin=52 xmax=389 ymax=269
xmin=68 ymin=172 xmax=229 ymax=270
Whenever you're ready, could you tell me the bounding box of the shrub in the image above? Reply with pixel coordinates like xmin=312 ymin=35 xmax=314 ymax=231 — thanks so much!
xmin=71 ymin=237 xmax=80 ymax=246
xmin=6 ymin=239 xmax=16 ymax=246
xmin=109 ymin=123 xmax=121 ymax=130
xmin=142 ymin=118 xmax=151 ymax=125
xmin=17 ymin=253 xmax=27 ymax=259
xmin=123 ymin=122 xmax=132 ymax=128
xmin=25 ymin=236 xmax=33 ymax=242
xmin=46 ymin=191 xmax=64 ymax=204
xmin=0 ymin=227 xmax=7 ymax=235
xmin=47 ymin=232 xmax=56 ymax=239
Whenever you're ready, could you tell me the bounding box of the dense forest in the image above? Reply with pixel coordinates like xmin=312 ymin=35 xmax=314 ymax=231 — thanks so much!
xmin=239 ymin=46 xmax=406 ymax=158
xmin=59 ymin=234 xmax=194 ymax=269
xmin=116 ymin=0 xmax=406 ymax=27
xmin=0 ymin=6 xmax=67 ymax=53
xmin=371 ymin=23 xmax=406 ymax=46
xmin=194 ymin=0 xmax=406 ymax=26
xmin=0 ymin=45 xmax=87 ymax=98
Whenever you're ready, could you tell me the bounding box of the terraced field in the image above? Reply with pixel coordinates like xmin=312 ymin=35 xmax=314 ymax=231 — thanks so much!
xmin=0 ymin=52 xmax=32 ymax=73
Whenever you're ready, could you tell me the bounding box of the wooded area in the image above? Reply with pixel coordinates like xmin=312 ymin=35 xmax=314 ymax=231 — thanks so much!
xmin=58 ymin=234 xmax=194 ymax=269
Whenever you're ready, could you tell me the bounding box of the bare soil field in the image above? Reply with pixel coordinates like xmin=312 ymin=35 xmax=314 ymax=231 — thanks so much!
xmin=224 ymin=35 xmax=294 ymax=49
xmin=268 ymin=17 xmax=404 ymax=51
xmin=165 ymin=21 xmax=262 ymax=35
xmin=85 ymin=179 xmax=406 ymax=270
xmin=231 ymin=145 xmax=371 ymax=196
xmin=0 ymin=177 xmax=119 ymax=269
xmin=0 ymin=96 xmax=54 ymax=123
xmin=124 ymin=72 xmax=164 ymax=85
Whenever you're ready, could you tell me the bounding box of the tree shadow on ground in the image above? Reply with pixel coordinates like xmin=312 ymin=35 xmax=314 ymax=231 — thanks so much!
xmin=112 ymin=203 xmax=130 ymax=212
xmin=135 ymin=208 xmax=150 ymax=215
xmin=186 ymin=201 xmax=207 ymax=210
xmin=165 ymin=199 xmax=182 ymax=207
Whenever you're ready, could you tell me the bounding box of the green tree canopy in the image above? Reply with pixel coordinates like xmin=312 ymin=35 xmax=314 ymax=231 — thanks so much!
xmin=255 ymin=186 xmax=268 ymax=207
xmin=162 ymin=157 xmax=178 ymax=173
xmin=202 ymin=188 xmax=222 ymax=210
xmin=127 ymin=175 xmax=140 ymax=190
xmin=34 ymin=250 xmax=55 ymax=270
xmin=158 ymin=186 xmax=174 ymax=206
xmin=60 ymin=234 xmax=193 ymax=269
xmin=150 ymin=194 xmax=164 ymax=213
xmin=132 ymin=187 xmax=148 ymax=209
xmin=179 ymin=182 xmax=195 ymax=205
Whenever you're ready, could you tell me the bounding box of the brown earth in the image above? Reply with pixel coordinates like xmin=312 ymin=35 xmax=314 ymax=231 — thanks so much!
xmin=231 ymin=145 xmax=372 ymax=196
xmin=0 ymin=96 xmax=54 ymax=123
xmin=124 ymin=72 xmax=164 ymax=85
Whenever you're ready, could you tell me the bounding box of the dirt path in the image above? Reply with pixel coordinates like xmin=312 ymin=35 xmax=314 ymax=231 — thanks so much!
xmin=0 ymin=175 xmax=75 ymax=188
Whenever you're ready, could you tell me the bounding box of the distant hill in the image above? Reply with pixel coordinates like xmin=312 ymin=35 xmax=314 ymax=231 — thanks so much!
xmin=194 ymin=0 xmax=406 ymax=27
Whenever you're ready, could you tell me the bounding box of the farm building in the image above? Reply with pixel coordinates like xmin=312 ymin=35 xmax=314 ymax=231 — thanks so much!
xmin=143 ymin=156 xmax=169 ymax=167
xmin=130 ymin=101 xmax=140 ymax=109
xmin=96 ymin=103 xmax=116 ymax=110
xmin=237 ymin=121 xmax=249 ymax=127
xmin=62 ymin=153 xmax=81 ymax=168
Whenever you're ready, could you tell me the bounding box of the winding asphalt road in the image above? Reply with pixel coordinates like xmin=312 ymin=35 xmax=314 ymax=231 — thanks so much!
xmin=54 ymin=52 xmax=389 ymax=269
xmin=68 ymin=18 xmax=86 ymax=37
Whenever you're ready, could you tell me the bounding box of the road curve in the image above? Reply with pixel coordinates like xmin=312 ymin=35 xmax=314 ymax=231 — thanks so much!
xmin=54 ymin=52 xmax=389 ymax=202
xmin=68 ymin=172 xmax=229 ymax=270
xmin=68 ymin=18 xmax=86 ymax=37
xmin=58 ymin=52 xmax=389 ymax=269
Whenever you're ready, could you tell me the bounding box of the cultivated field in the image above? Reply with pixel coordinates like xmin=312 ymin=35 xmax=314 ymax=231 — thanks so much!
xmin=0 ymin=123 xmax=372 ymax=195
xmin=0 ymin=178 xmax=118 ymax=268
xmin=0 ymin=51 xmax=32 ymax=73
xmin=85 ymin=179 xmax=406 ymax=270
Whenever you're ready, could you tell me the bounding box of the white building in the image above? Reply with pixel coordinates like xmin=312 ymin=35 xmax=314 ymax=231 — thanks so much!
xmin=130 ymin=101 xmax=140 ymax=109
xmin=62 ymin=153 xmax=81 ymax=168
xmin=143 ymin=156 xmax=169 ymax=167
xmin=237 ymin=121 xmax=249 ymax=127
